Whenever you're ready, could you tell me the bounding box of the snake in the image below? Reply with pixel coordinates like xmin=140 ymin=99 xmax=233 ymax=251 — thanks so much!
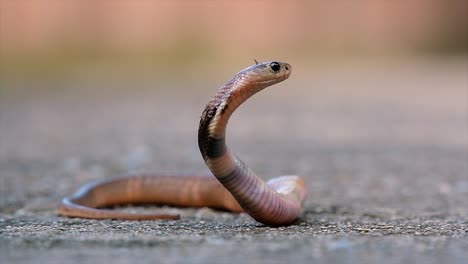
xmin=58 ymin=61 xmax=307 ymax=226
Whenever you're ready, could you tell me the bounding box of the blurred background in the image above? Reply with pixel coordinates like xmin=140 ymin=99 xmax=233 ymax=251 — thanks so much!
xmin=0 ymin=1 xmax=467 ymax=213
xmin=1 ymin=0 xmax=467 ymax=73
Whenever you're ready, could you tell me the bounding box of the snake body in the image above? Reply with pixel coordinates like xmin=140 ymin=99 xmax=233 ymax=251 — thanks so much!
xmin=58 ymin=61 xmax=307 ymax=226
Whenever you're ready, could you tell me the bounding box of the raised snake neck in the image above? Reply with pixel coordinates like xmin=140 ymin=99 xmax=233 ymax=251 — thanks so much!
xmin=58 ymin=61 xmax=307 ymax=226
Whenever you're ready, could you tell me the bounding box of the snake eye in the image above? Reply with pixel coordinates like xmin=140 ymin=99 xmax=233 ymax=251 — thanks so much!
xmin=269 ymin=62 xmax=281 ymax=72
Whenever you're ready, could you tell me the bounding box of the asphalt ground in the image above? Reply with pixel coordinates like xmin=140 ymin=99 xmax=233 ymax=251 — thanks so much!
xmin=1 ymin=58 xmax=467 ymax=263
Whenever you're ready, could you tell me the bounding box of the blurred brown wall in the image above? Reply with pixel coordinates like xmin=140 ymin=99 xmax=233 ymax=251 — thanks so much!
xmin=1 ymin=0 xmax=467 ymax=54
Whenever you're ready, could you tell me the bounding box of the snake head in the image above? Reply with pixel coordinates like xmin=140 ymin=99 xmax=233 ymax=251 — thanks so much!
xmin=239 ymin=61 xmax=292 ymax=87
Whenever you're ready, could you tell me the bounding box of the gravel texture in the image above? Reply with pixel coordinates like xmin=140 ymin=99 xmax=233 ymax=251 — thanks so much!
xmin=1 ymin=58 xmax=467 ymax=263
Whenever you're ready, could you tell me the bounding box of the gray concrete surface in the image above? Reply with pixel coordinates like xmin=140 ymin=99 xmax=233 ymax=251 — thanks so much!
xmin=1 ymin=58 xmax=467 ymax=263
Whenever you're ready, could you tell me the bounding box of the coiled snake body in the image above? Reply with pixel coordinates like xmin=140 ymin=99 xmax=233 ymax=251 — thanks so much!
xmin=58 ymin=61 xmax=307 ymax=226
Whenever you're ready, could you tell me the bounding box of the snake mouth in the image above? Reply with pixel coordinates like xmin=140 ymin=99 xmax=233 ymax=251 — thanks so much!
xmin=254 ymin=79 xmax=278 ymax=86
xmin=253 ymin=72 xmax=290 ymax=86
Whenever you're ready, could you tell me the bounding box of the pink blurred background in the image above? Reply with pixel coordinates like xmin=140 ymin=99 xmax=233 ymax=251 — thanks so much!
xmin=1 ymin=0 xmax=467 ymax=66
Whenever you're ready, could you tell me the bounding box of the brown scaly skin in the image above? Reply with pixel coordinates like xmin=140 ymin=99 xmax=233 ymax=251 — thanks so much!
xmin=58 ymin=61 xmax=307 ymax=226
